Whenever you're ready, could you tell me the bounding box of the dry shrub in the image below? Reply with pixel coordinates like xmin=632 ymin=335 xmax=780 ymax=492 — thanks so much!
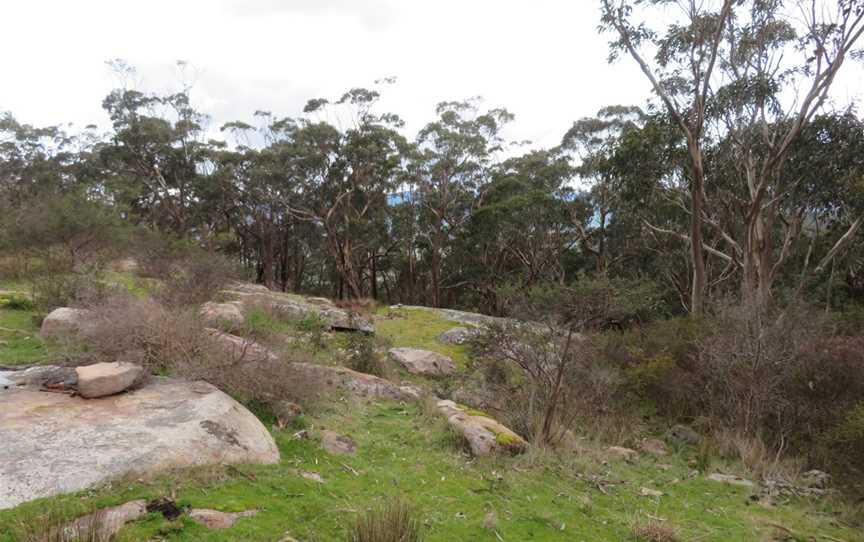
xmin=349 ymin=497 xmax=423 ymax=542
xmin=711 ymin=430 xmax=804 ymax=480
xmin=80 ymin=295 xmax=206 ymax=373
xmin=631 ymin=519 xmax=680 ymax=542
xmin=157 ymin=251 xmax=242 ymax=307
xmin=474 ymin=324 xmax=622 ymax=446
xmin=334 ymin=297 xmax=378 ymax=314
xmin=81 ymin=294 xmax=323 ymax=411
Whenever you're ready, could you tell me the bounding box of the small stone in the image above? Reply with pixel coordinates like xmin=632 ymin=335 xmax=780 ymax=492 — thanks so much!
xmin=483 ymin=511 xmax=498 ymax=530
xmin=668 ymin=424 xmax=701 ymax=445
xmin=321 ymin=430 xmax=357 ymax=455
xmin=607 ymin=446 xmax=638 ymax=462
xmin=75 ymin=362 xmax=143 ymax=399
xmin=707 ymin=473 xmax=755 ymax=487
xmin=640 ymin=487 xmax=663 ymax=497
xmin=640 ymin=438 xmax=669 ymax=456
xmin=299 ymin=470 xmax=325 ymax=483
xmin=801 ymin=469 xmax=830 ymax=489
xmin=188 ymin=508 xmax=258 ymax=529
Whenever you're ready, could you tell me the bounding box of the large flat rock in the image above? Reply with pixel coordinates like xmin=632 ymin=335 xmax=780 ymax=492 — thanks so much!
xmin=389 ymin=347 xmax=456 ymax=377
xmin=0 ymin=376 xmax=279 ymax=509
xmin=222 ymin=283 xmax=374 ymax=333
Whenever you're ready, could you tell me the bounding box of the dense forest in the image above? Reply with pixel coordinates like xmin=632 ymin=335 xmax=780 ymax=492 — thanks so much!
xmin=2 ymin=1 xmax=863 ymax=323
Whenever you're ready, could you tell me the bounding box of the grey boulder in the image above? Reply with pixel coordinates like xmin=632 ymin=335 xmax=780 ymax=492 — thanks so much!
xmin=0 ymin=375 xmax=279 ymax=509
xmin=40 ymin=307 xmax=94 ymax=338
xmin=389 ymin=347 xmax=456 ymax=377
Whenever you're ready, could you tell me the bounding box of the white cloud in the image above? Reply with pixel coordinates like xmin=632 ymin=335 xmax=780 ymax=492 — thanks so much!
xmin=0 ymin=0 xmax=858 ymax=150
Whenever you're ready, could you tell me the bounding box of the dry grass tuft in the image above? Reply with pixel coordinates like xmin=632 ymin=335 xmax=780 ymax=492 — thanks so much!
xmin=349 ymin=497 xmax=423 ymax=542
xmin=631 ymin=519 xmax=680 ymax=542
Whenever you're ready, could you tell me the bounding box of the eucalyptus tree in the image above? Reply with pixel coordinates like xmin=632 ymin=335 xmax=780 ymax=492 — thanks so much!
xmin=100 ymin=86 xmax=214 ymax=237
xmin=563 ymin=105 xmax=646 ymax=273
xmin=288 ymin=87 xmax=408 ymax=300
xmin=599 ymin=0 xmax=864 ymax=312
xmin=707 ymin=0 xmax=864 ymax=307
xmin=458 ymin=148 xmax=575 ymax=315
xmin=411 ymin=99 xmax=513 ymax=307
xmin=600 ymin=0 xmax=735 ymax=315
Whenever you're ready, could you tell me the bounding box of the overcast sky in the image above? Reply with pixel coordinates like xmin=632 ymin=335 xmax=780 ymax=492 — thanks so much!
xmin=2 ymin=0 xmax=862 ymax=149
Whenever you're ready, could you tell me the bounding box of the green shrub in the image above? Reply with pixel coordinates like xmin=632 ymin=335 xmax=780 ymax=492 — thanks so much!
xmin=297 ymin=313 xmax=328 ymax=350
xmin=346 ymin=333 xmax=384 ymax=376
xmin=828 ymin=403 xmax=864 ymax=461
xmin=348 ymin=498 xmax=423 ymax=542
xmin=1 ymin=295 xmax=34 ymax=311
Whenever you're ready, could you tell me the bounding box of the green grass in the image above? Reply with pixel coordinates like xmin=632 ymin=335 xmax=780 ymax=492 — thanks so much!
xmin=375 ymin=308 xmax=471 ymax=368
xmin=101 ymin=270 xmax=161 ymax=298
xmin=1 ymin=401 xmax=859 ymax=541
xmin=0 ymin=306 xmax=51 ymax=366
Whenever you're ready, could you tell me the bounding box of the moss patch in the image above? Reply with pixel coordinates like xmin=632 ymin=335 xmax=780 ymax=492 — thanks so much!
xmin=375 ymin=308 xmax=471 ymax=368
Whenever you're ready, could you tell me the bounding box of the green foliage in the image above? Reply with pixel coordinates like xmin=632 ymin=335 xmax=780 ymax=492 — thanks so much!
xmin=0 ymin=306 xmax=51 ymax=366
xmin=500 ymin=275 xmax=666 ymax=330
xmin=345 ymin=332 xmax=384 ymax=377
xmin=827 ymin=402 xmax=864 ymax=462
xmin=296 ymin=313 xmax=328 ymax=350
xmin=0 ymin=294 xmax=34 ymax=311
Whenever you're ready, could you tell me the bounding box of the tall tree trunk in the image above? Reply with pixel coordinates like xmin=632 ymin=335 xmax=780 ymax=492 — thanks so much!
xmin=689 ymin=143 xmax=707 ymax=317
xmin=430 ymin=226 xmax=445 ymax=308
xmin=261 ymin=230 xmax=276 ymax=289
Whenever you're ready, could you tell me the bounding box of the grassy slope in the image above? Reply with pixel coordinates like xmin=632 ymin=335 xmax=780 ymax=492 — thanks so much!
xmin=0 ymin=285 xmax=50 ymax=366
xmin=1 ymin=401 xmax=858 ymax=541
xmin=375 ymin=307 xmax=471 ymax=368
xmin=1 ymin=298 xmax=861 ymax=541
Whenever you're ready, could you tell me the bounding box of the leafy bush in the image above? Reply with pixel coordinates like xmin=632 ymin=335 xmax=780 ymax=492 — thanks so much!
xmin=345 ymin=333 xmax=385 ymax=377
xmin=825 ymin=402 xmax=864 ymax=468
xmin=1 ymin=294 xmax=34 ymax=311
xmin=348 ymin=498 xmax=423 ymax=542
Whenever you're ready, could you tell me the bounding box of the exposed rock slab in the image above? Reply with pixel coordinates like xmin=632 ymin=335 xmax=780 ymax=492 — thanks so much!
xmin=76 ymin=362 xmax=143 ymax=398
xmin=200 ymin=301 xmax=245 ymax=327
xmin=0 ymin=375 xmax=279 ymax=509
xmin=437 ymin=326 xmax=479 ymax=345
xmin=321 ymin=430 xmax=357 ymax=455
xmin=222 ymin=283 xmax=374 ymax=333
xmin=40 ymin=307 xmax=94 ymax=338
xmin=0 ymin=365 xmax=77 ymax=391
xmin=607 ymin=446 xmax=639 ymax=462
xmin=189 ymin=508 xmax=259 ymax=529
xmin=436 ymin=399 xmax=527 ymax=456
xmin=389 ymin=347 xmax=456 ymax=377
xmin=206 ymin=328 xmax=279 ymax=363
xmin=66 ymin=500 xmax=148 ymax=541
xmin=668 ymin=424 xmax=701 ymax=444
xmin=285 ymin=362 xmax=420 ymax=403
xmin=707 ymin=473 xmax=755 ymax=487
xmin=639 ymin=438 xmax=669 ymax=456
